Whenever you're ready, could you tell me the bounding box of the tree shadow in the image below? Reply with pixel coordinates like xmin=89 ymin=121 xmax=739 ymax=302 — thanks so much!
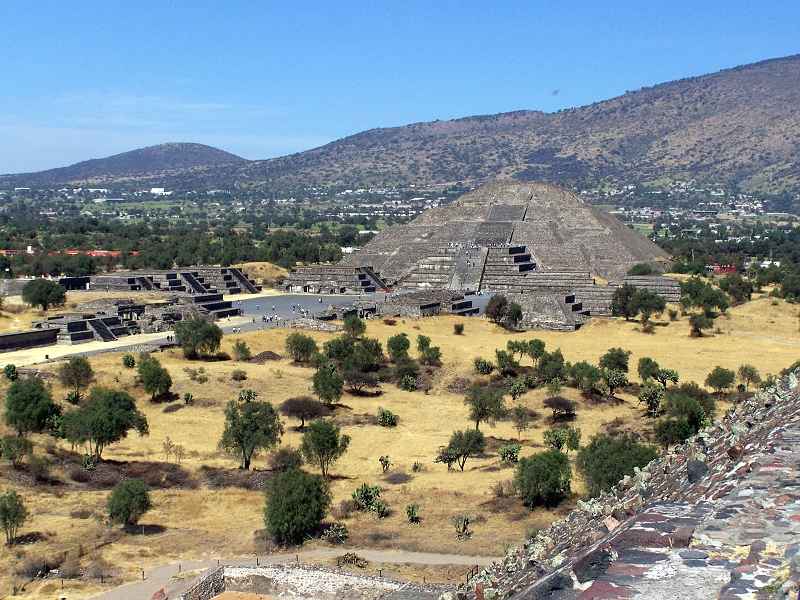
xmin=124 ymin=523 xmax=167 ymax=535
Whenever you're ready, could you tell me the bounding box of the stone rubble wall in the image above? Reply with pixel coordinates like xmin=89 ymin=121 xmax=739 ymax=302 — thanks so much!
xmin=452 ymin=370 xmax=800 ymax=600
xmin=176 ymin=566 xmax=224 ymax=600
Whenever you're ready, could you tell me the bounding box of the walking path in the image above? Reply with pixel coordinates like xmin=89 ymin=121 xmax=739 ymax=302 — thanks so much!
xmin=90 ymin=549 xmax=499 ymax=600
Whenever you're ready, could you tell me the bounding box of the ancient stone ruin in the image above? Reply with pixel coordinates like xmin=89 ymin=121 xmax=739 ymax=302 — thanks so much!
xmin=448 ymin=370 xmax=800 ymax=600
xmin=282 ymin=183 xmax=675 ymax=328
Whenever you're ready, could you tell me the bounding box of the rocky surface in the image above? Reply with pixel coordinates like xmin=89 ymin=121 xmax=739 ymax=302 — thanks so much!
xmin=449 ymin=371 xmax=800 ymax=600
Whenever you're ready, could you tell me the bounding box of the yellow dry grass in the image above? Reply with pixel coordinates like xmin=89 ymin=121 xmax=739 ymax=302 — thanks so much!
xmin=1 ymin=292 xmax=799 ymax=598
xmin=237 ymin=262 xmax=289 ymax=288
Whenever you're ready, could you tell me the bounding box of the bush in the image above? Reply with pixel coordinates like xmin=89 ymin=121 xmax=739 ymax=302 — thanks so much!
xmin=0 ymin=490 xmax=29 ymax=545
xmin=495 ymin=350 xmax=519 ymax=371
xmin=343 ymin=315 xmax=367 ymax=337
xmin=627 ymin=263 xmax=658 ymax=276
xmin=474 ymin=358 xmax=494 ymax=375
xmin=638 ymin=382 xmax=665 ymax=417
xmin=322 ymin=523 xmax=348 ymax=544
xmin=122 ymin=354 xmax=136 ymax=368
xmin=352 ymin=483 xmax=381 ymax=511
xmin=232 ymin=340 xmax=251 ymax=361
xmin=406 ymin=503 xmax=420 ymax=524
xmin=264 ymin=469 xmax=331 ymax=545
xmin=26 ymin=454 xmax=51 ymax=482
xmin=542 ymin=426 xmax=581 ymax=454
xmin=454 ymin=323 xmax=465 ymax=335
xmin=387 ymin=333 xmax=411 ymax=362
xmin=705 ymin=366 xmax=736 ymax=396
xmin=269 ymin=446 xmax=304 ymax=472
xmin=107 ymin=479 xmax=152 ymax=526
xmin=378 ymin=409 xmax=398 ymax=427
xmin=137 ymin=353 xmax=172 ymax=401
xmin=284 ymin=332 xmax=319 ymax=363
xmin=515 ymin=450 xmax=572 ymax=508
xmin=435 ymin=429 xmax=485 ymax=471
xmin=543 ymin=396 xmax=576 ymax=421
xmin=654 ymin=418 xmax=695 ymax=447
xmin=312 ymin=362 xmax=344 ymax=406
xmin=394 ymin=355 xmax=419 ymax=379
xmin=498 ymin=443 xmax=521 ymax=463
xmin=279 ymin=396 xmax=328 ymax=429
xmin=343 ymin=370 xmax=377 ymax=394
xmin=576 ymin=434 xmax=658 ymax=498
xmin=5 ymin=376 xmax=61 ymax=435
xmin=231 ymin=369 xmax=247 ymax=381
xmin=399 ymin=375 xmax=417 ymax=391
xmin=379 ymin=455 xmax=391 ymax=473
xmin=3 ymin=364 xmax=18 ymax=381
xmin=1 ymin=435 xmax=32 ymax=469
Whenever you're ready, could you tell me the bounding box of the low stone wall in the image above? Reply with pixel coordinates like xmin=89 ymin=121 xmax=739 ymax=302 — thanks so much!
xmin=0 ymin=329 xmax=59 ymax=353
xmin=278 ymin=317 xmax=344 ymax=332
xmin=177 ymin=566 xmax=224 ymax=600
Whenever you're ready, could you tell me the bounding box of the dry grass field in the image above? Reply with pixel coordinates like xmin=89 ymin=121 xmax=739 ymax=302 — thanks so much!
xmin=1 ymin=291 xmax=798 ymax=598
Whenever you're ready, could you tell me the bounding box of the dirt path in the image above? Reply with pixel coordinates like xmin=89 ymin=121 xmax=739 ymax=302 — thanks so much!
xmin=89 ymin=549 xmax=498 ymax=600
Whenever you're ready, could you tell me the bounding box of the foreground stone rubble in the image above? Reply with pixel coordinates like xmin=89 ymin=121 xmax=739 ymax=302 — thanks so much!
xmin=449 ymin=371 xmax=800 ymax=600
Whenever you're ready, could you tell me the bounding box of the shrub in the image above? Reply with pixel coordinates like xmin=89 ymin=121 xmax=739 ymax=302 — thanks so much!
xmin=264 ymin=469 xmax=331 ymax=545
xmin=137 ymin=353 xmax=172 ymax=401
xmin=379 ymin=455 xmax=391 ymax=473
xmin=352 ymin=483 xmax=381 ymax=511
xmin=705 ymin=366 xmax=736 ymax=396
xmin=495 ymin=350 xmax=519 ymax=371
xmin=322 ymin=523 xmax=348 ymax=544
xmin=542 ymin=425 xmax=581 ymax=454
xmin=668 ymin=309 xmax=679 ymax=321
xmin=343 ymin=315 xmax=366 ymax=338
xmin=491 ymin=479 xmax=517 ymax=498
xmin=122 ymin=354 xmax=136 ymax=368
xmin=386 ymin=333 xmax=411 ymax=362
xmin=419 ymin=345 xmax=443 ymax=366
xmin=279 ymin=396 xmax=328 ymax=429
xmin=5 ymin=376 xmax=61 ymax=435
xmin=543 ymin=396 xmax=576 ymax=421
xmin=435 ymin=429 xmax=485 ymax=471
xmin=269 ymin=446 xmax=304 ymax=472
xmin=3 ymin=364 xmax=18 ymax=381
xmin=412 ymin=461 xmax=422 ymax=472
xmin=1 ymin=435 xmax=32 ymax=469
xmin=399 ymin=375 xmax=417 ymax=391
xmin=453 ymin=515 xmax=471 ymax=539
xmin=653 ymin=418 xmax=695 ymax=447
xmin=474 ymin=358 xmax=494 ymax=375
xmin=284 ymin=332 xmax=319 ymax=363
xmin=378 ymin=409 xmax=398 ymax=427
xmin=231 ymin=369 xmax=247 ymax=382
xmin=638 ymin=382 xmax=664 ymax=417
xmin=394 ymin=355 xmax=419 ymax=379
xmin=599 ymin=348 xmax=632 ymax=372
xmin=238 ymin=388 xmax=258 ymax=402
xmin=343 ymin=370 xmax=377 ymax=394
xmin=454 ymin=323 xmax=465 ymax=335
xmin=183 ymin=392 xmax=193 ymax=405
xmin=107 ymin=479 xmax=152 ymax=526
xmin=65 ymin=390 xmax=81 ymax=405
xmin=312 ymin=362 xmax=344 ymax=406
xmin=515 ymin=450 xmax=572 ymax=508
xmin=26 ymin=454 xmax=51 ymax=482
xmin=576 ymin=434 xmax=658 ymax=498
xmin=406 ymin=503 xmax=420 ymax=524
xmin=498 ymin=443 xmax=521 ymax=463
xmin=232 ymin=340 xmax=251 ymax=361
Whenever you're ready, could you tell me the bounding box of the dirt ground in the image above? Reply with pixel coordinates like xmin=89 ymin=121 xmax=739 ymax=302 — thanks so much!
xmin=1 ymin=291 xmax=799 ymax=598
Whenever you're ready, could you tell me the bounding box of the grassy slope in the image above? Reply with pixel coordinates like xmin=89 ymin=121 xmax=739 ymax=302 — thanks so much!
xmin=1 ymin=293 xmax=798 ymax=597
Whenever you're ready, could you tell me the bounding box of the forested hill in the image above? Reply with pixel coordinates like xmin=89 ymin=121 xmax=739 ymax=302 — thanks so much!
xmin=4 ymin=55 xmax=800 ymax=194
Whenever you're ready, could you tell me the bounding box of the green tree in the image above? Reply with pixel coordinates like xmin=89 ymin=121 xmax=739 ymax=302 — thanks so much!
xmin=515 ymin=450 xmax=572 ymax=508
xmin=5 ymin=376 xmax=61 ymax=435
xmin=437 ymin=429 xmax=485 ymax=471
xmin=705 ymin=366 xmax=736 ymax=396
xmin=21 ymin=279 xmax=66 ymax=310
xmin=737 ymin=364 xmax=761 ymax=391
xmin=232 ymin=340 xmax=251 ymax=361
xmin=637 ymin=357 xmax=660 ymax=383
xmin=610 ymin=283 xmax=638 ymax=320
xmin=174 ymin=317 xmax=223 ymax=359
xmin=0 ymin=491 xmax=29 ymax=545
xmin=495 ymin=349 xmax=519 ymax=371
xmin=1 ymin=435 xmax=32 ymax=469
xmin=689 ymin=312 xmax=715 ymax=336
xmin=599 ymin=348 xmax=632 ymax=372
xmin=602 ymin=369 xmax=629 ymax=397
xmin=485 ymin=294 xmax=510 ymax=324
xmin=654 ymin=368 xmax=680 ymax=388
xmin=137 ymin=353 xmax=172 ymax=401
xmin=351 ymin=337 xmax=383 ymax=372
xmin=511 ymin=406 xmax=531 ymax=439
xmin=107 ymin=479 xmax=151 ymax=527
xmin=343 ymin=314 xmax=366 ymax=338
xmin=312 ymin=362 xmax=344 ymax=406
xmin=630 ymin=289 xmax=667 ymax=319
xmin=219 ymin=399 xmax=283 ymax=469
xmin=718 ymin=273 xmax=753 ymax=303
xmin=300 ymin=419 xmax=351 ymax=478
xmin=627 ymin=263 xmax=656 ymax=276
xmin=638 ymin=382 xmax=665 ymax=417
xmin=569 ymin=361 xmax=603 ymax=394
xmin=526 ymin=339 xmax=546 ymax=368
xmin=264 ymin=469 xmax=331 ymax=545
xmin=464 ymin=385 xmax=506 ymax=429
xmin=62 ymin=387 xmax=149 ymax=462
xmin=386 ymin=333 xmax=411 ymax=362
xmin=285 ymin=332 xmax=319 ymax=362
xmin=576 ymin=434 xmax=658 ymax=498
xmin=539 ymin=349 xmax=567 ymax=382
xmin=58 ymin=355 xmax=95 ymax=402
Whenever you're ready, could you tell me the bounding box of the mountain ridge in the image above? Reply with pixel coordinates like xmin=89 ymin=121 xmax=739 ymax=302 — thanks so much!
xmin=3 ymin=54 xmax=800 ymax=193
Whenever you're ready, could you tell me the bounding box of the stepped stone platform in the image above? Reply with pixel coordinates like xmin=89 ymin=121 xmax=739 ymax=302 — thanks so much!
xmin=339 ymin=183 xmax=668 ymax=287
xmin=62 ymin=266 xmax=262 ymax=296
xmin=354 ymin=290 xmax=478 ymax=319
xmin=452 ymin=371 xmax=800 ymax=600
xmin=281 ymin=265 xmax=391 ymax=294
xmin=510 ymin=293 xmax=590 ymax=332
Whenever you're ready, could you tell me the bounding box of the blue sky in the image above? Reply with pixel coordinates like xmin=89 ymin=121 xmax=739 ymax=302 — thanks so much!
xmin=1 ymin=1 xmax=798 ymax=174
